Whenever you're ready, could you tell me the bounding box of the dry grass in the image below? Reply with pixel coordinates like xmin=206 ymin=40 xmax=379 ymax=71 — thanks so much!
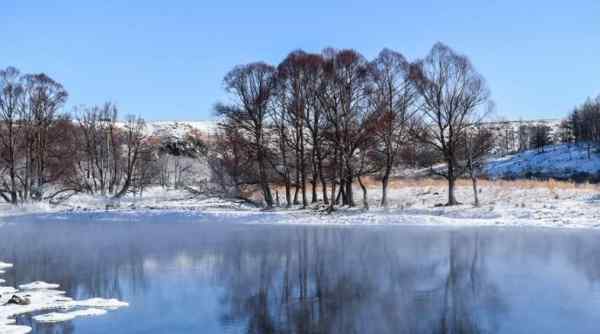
xmin=270 ymin=177 xmax=598 ymax=199
xmin=383 ymin=177 xmax=597 ymax=192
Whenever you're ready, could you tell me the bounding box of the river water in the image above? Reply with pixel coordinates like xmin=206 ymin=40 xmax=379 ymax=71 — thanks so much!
xmin=1 ymin=212 xmax=599 ymax=333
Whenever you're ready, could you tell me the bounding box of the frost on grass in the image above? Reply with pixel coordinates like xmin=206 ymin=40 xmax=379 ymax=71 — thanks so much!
xmin=0 ymin=261 xmax=128 ymax=334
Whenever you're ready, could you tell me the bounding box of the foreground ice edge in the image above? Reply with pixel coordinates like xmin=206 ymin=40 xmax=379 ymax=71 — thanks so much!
xmin=0 ymin=261 xmax=128 ymax=334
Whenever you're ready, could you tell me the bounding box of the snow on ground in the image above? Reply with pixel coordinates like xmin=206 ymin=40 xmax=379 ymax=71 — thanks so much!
xmin=2 ymin=179 xmax=600 ymax=229
xmin=0 ymin=187 xmax=255 ymax=219
xmin=253 ymin=179 xmax=600 ymax=229
xmin=0 ymin=261 xmax=128 ymax=333
xmin=485 ymin=143 xmax=600 ymax=179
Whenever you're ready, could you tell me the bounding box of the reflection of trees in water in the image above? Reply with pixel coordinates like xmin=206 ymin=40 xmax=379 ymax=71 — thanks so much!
xmin=215 ymin=228 xmax=507 ymax=334
xmin=0 ymin=220 xmax=229 ymax=333
xmin=3 ymin=219 xmax=600 ymax=333
xmin=0 ymin=224 xmax=140 ymax=300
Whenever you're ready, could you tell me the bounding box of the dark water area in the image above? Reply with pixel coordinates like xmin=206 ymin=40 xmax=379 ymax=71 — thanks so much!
xmin=1 ymin=212 xmax=600 ymax=333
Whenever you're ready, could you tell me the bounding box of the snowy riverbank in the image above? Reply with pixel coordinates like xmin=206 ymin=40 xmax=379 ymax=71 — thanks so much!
xmin=2 ymin=180 xmax=600 ymax=229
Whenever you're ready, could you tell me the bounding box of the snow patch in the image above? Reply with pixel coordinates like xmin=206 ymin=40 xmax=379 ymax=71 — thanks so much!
xmin=485 ymin=144 xmax=600 ymax=179
xmin=0 ymin=261 xmax=128 ymax=333
xmin=18 ymin=281 xmax=60 ymax=291
xmin=33 ymin=308 xmax=107 ymax=323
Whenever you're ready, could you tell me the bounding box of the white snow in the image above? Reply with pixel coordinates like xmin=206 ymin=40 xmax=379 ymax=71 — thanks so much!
xmin=2 ymin=168 xmax=600 ymax=231
xmin=0 ymin=287 xmax=18 ymax=295
xmin=143 ymin=120 xmax=217 ymax=138
xmin=0 ymin=186 xmax=255 ymax=219
xmin=32 ymin=308 xmax=107 ymax=323
xmin=18 ymin=281 xmax=60 ymax=291
xmin=485 ymin=144 xmax=600 ymax=179
xmin=0 ymin=261 xmax=128 ymax=333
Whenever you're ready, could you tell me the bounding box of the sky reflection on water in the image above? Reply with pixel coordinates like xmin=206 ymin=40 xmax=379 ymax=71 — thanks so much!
xmin=1 ymin=214 xmax=600 ymax=333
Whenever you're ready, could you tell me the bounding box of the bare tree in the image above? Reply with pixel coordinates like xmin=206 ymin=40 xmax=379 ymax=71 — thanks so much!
xmin=369 ymin=49 xmax=416 ymax=207
xmin=410 ymin=43 xmax=490 ymax=206
xmin=216 ymin=63 xmax=277 ymax=208
xmin=277 ymin=51 xmax=310 ymax=208
xmin=207 ymin=124 xmax=251 ymax=197
xmin=464 ymin=127 xmax=494 ymax=207
xmin=0 ymin=67 xmax=24 ymax=203
xmin=75 ymin=103 xmax=121 ymax=195
xmin=271 ymin=79 xmax=294 ymax=207
xmin=529 ymin=124 xmax=553 ymax=153
xmin=319 ymin=49 xmax=373 ymax=209
xmin=21 ymin=73 xmax=68 ymax=199
xmin=114 ymin=115 xmax=146 ymax=198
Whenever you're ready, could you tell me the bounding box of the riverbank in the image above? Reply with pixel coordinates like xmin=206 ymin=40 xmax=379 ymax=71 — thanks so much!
xmin=1 ymin=179 xmax=600 ymax=229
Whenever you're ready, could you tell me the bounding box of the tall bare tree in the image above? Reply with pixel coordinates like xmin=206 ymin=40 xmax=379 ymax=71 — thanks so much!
xmin=0 ymin=67 xmax=24 ymax=203
xmin=115 ymin=115 xmax=146 ymax=198
xmin=216 ymin=63 xmax=277 ymax=208
xmin=370 ymin=49 xmax=416 ymax=207
xmin=410 ymin=43 xmax=490 ymax=205
xmin=20 ymin=73 xmax=68 ymax=199
xmin=319 ymin=49 xmax=373 ymax=209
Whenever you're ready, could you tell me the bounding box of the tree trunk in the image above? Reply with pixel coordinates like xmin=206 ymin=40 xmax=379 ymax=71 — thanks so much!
xmin=311 ymin=160 xmax=318 ymax=203
xmin=257 ymin=140 xmax=273 ymax=208
xmin=300 ymin=132 xmax=307 ymax=208
xmin=321 ymin=179 xmax=328 ymax=205
xmin=337 ymin=182 xmax=345 ymax=205
xmin=471 ymin=175 xmax=479 ymax=207
xmin=447 ymin=159 xmax=459 ymax=206
xmin=467 ymin=140 xmax=480 ymax=207
xmin=380 ymin=164 xmax=392 ymax=208
xmin=328 ymin=180 xmax=336 ymax=213
xmin=285 ymin=179 xmax=291 ymax=208
xmin=346 ymin=168 xmax=354 ymax=207
xmin=358 ymin=176 xmax=369 ymax=210
xmin=316 ymin=147 xmax=328 ymax=204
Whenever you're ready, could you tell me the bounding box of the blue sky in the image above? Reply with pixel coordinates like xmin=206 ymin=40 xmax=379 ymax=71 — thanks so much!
xmin=2 ymin=1 xmax=600 ymax=121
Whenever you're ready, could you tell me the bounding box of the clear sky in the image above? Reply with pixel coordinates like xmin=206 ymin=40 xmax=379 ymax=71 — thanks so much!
xmin=2 ymin=1 xmax=600 ymax=121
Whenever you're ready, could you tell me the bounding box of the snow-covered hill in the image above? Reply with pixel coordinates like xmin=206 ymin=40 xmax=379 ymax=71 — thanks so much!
xmin=144 ymin=120 xmax=217 ymax=139
xmin=485 ymin=144 xmax=600 ymax=181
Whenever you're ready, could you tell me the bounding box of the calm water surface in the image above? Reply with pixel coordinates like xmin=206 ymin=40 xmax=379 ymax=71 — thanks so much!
xmin=1 ymin=212 xmax=600 ymax=333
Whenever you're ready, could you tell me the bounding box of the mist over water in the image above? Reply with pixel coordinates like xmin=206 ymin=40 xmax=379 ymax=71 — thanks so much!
xmin=1 ymin=213 xmax=600 ymax=333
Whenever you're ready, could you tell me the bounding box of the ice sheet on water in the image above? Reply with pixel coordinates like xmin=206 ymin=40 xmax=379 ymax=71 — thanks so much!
xmin=18 ymin=281 xmax=60 ymax=290
xmin=0 ymin=286 xmax=18 ymax=295
xmin=0 ymin=324 xmax=32 ymax=334
xmin=0 ymin=261 xmax=128 ymax=334
xmin=33 ymin=308 xmax=107 ymax=323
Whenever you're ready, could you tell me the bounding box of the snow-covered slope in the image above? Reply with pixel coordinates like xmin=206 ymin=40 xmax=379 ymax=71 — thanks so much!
xmin=485 ymin=144 xmax=600 ymax=180
xmin=144 ymin=120 xmax=217 ymax=138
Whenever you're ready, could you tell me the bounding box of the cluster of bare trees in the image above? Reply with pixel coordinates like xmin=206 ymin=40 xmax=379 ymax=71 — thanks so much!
xmin=557 ymin=96 xmax=600 ymax=158
xmin=73 ymin=103 xmax=150 ymax=198
xmin=2 ymin=43 xmax=494 ymax=208
xmin=0 ymin=67 xmax=70 ymax=203
xmin=0 ymin=67 xmax=160 ymax=204
xmin=211 ymin=43 xmax=493 ymax=209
